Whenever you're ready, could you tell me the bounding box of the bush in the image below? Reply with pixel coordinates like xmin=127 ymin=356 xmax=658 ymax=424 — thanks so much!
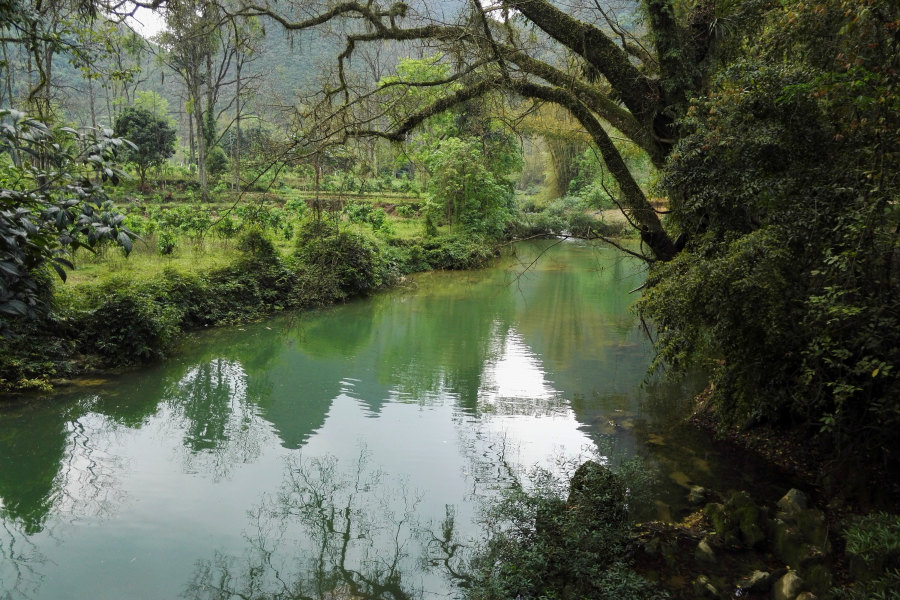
xmin=419 ymin=235 xmax=497 ymax=270
xmin=237 ymin=228 xmax=277 ymax=257
xmin=346 ymin=202 xmax=374 ymax=224
xmin=206 ymin=146 xmax=229 ymax=176
xmin=158 ymin=230 xmax=177 ymax=255
xmin=80 ymin=286 xmax=181 ymax=365
xmin=466 ymin=459 xmax=667 ymax=600
xmin=396 ymin=204 xmax=417 ymax=218
xmin=294 ymin=223 xmax=388 ymax=303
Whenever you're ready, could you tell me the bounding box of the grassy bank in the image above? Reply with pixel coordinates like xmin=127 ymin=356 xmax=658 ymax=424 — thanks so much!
xmin=0 ymin=188 xmax=629 ymax=394
xmin=0 ymin=222 xmax=498 ymax=394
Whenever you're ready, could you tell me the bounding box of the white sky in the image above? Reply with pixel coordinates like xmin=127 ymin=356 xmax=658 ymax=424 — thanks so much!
xmin=126 ymin=6 xmax=166 ymax=39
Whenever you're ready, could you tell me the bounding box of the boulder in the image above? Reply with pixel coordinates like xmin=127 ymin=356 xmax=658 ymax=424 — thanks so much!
xmin=725 ymin=491 xmax=767 ymax=548
xmin=695 ymin=537 xmax=717 ymax=564
xmin=773 ymin=571 xmax=807 ymax=600
xmin=773 ymin=519 xmax=819 ymax=568
xmin=799 ymin=563 xmax=833 ymax=597
xmin=704 ymin=502 xmax=733 ymax=537
xmin=796 ymin=509 xmax=829 ymax=550
xmin=689 ymin=485 xmax=707 ymax=505
xmin=737 ymin=569 xmax=785 ymax=594
xmin=693 ymin=574 xmax=721 ymax=599
xmin=796 ymin=593 xmax=819 ymax=600
xmin=778 ymin=489 xmax=809 ymax=515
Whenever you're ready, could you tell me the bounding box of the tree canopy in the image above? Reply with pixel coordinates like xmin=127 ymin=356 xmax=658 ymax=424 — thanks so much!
xmin=114 ymin=105 xmax=178 ymax=189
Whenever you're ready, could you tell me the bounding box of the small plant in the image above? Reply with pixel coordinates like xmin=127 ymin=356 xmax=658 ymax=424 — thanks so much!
xmin=369 ymin=207 xmax=387 ymax=231
xmin=158 ymin=230 xmax=178 ymax=255
xmin=346 ymin=202 xmax=374 ymax=224
xmin=285 ymin=197 xmax=308 ymax=218
xmin=396 ymin=204 xmax=416 ymax=218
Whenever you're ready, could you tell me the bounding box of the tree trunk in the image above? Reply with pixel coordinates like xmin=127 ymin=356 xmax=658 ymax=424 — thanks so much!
xmin=188 ymin=108 xmax=195 ymax=166
xmin=88 ymin=76 xmax=97 ymax=129
xmin=235 ymin=56 xmax=241 ymax=193
xmin=192 ymin=82 xmax=209 ymax=201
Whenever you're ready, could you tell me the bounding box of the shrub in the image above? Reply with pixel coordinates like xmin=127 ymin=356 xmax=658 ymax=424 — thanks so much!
xmin=466 ymin=459 xmax=667 ymax=600
xmin=80 ymin=287 xmax=181 ymax=365
xmin=158 ymin=230 xmax=177 ymax=255
xmin=237 ymin=228 xmax=277 ymax=258
xmin=295 ymin=223 xmax=387 ymax=302
xmin=396 ymin=204 xmax=416 ymax=218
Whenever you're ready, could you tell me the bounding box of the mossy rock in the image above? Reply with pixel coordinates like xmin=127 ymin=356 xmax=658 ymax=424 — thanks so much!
xmin=705 ymin=502 xmax=736 ymax=537
xmin=799 ymin=563 xmax=833 ymax=596
xmin=722 ymin=491 xmax=767 ymax=548
xmin=796 ymin=509 xmax=829 ymax=550
xmin=773 ymin=519 xmax=824 ymax=569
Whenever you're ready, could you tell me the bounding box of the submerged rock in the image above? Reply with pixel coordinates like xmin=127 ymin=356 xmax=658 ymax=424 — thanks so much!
xmin=778 ymin=489 xmax=809 ymax=515
xmin=695 ymin=536 xmax=717 ymax=564
xmin=796 ymin=593 xmax=819 ymax=600
xmin=693 ymin=574 xmax=721 ymax=599
xmin=737 ymin=568 xmax=786 ymax=594
xmin=773 ymin=570 xmax=807 ymax=600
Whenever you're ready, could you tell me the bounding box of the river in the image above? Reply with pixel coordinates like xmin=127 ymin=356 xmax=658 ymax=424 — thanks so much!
xmin=0 ymin=240 xmax=797 ymax=599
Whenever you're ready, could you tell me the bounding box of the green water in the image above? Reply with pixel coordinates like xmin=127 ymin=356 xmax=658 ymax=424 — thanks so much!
xmin=0 ymin=240 xmax=797 ymax=599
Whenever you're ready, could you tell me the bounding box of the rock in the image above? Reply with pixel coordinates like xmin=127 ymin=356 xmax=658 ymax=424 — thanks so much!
xmin=704 ymin=503 xmax=733 ymax=537
xmin=799 ymin=563 xmax=833 ymax=596
xmin=796 ymin=509 xmax=829 ymax=550
xmin=693 ymin=574 xmax=721 ymax=599
xmin=773 ymin=519 xmax=815 ymax=568
xmin=725 ymin=491 xmax=766 ymax=548
xmin=796 ymin=593 xmax=819 ymax=600
xmin=695 ymin=537 xmax=717 ymax=564
xmin=689 ymin=485 xmax=707 ymax=505
xmin=742 ymin=570 xmax=771 ymax=593
xmin=778 ymin=489 xmax=809 ymax=515
xmin=737 ymin=569 xmax=785 ymax=594
xmin=773 ymin=571 xmax=807 ymax=600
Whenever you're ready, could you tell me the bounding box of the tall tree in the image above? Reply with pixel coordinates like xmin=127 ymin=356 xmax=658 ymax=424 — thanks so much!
xmin=156 ymin=0 xmax=223 ymax=201
xmin=114 ymin=105 xmax=177 ymax=189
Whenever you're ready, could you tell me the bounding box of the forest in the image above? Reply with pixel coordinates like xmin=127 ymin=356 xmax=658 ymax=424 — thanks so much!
xmin=0 ymin=0 xmax=898 ymax=598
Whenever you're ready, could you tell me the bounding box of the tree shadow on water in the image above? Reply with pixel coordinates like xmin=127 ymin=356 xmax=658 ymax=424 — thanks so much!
xmin=182 ymin=447 xmax=469 ymax=600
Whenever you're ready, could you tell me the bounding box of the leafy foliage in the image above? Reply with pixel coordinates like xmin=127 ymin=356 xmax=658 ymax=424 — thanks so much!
xmin=425 ymin=137 xmax=515 ymax=237
xmin=113 ymin=106 xmax=177 ymax=189
xmin=0 ymin=110 xmax=135 ymax=336
xmin=639 ymin=0 xmax=900 ymax=461
xmin=466 ymin=459 xmax=668 ymax=600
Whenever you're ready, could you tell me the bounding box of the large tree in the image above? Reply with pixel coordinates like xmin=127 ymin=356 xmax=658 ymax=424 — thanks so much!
xmin=232 ymin=0 xmax=900 ymax=468
xmin=232 ymin=0 xmax=717 ymax=259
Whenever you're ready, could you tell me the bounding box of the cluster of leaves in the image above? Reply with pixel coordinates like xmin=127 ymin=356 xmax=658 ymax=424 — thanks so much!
xmin=465 ymin=459 xmax=667 ymax=600
xmin=113 ymin=106 xmax=177 ymax=189
xmin=424 ymin=137 xmax=516 ymax=238
xmin=639 ymin=0 xmax=900 ymax=461
xmin=0 ymin=110 xmax=135 ymax=336
xmin=345 ymin=202 xmax=390 ymax=232
xmin=835 ymin=513 xmax=900 ymax=599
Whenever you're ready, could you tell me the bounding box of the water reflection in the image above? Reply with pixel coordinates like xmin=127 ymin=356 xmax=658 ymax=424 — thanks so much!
xmin=0 ymin=240 xmax=788 ymax=600
xmin=183 ymin=450 xmax=459 ymax=600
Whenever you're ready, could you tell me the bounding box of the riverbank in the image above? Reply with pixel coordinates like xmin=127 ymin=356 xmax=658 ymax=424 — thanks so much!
xmin=0 ymin=224 xmax=501 ymax=394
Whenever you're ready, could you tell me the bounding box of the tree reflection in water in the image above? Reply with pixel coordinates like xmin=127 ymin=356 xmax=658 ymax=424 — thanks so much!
xmin=184 ymin=447 xmax=469 ymax=600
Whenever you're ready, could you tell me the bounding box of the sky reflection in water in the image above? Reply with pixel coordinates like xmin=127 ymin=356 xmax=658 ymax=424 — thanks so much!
xmin=0 ymin=240 xmax=771 ymax=600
